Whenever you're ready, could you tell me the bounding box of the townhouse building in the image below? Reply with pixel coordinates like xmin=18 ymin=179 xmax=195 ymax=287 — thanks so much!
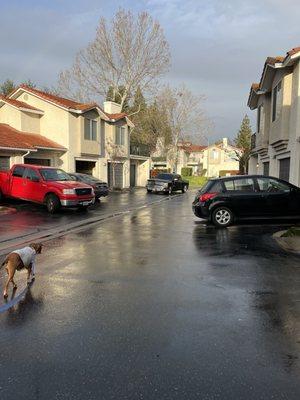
xmin=0 ymin=85 xmax=150 ymax=188
xmin=248 ymin=47 xmax=300 ymax=186
xmin=151 ymin=138 xmax=240 ymax=177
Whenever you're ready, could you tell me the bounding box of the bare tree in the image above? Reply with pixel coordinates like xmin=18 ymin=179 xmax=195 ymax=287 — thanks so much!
xmin=155 ymin=84 xmax=208 ymax=173
xmin=57 ymin=9 xmax=170 ymax=108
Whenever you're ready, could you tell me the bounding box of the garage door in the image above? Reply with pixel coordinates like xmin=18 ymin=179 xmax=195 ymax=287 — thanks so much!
xmin=25 ymin=158 xmax=51 ymax=166
xmin=76 ymin=160 xmax=96 ymax=175
xmin=0 ymin=156 xmax=10 ymax=170
xmin=108 ymin=162 xmax=123 ymax=189
xmin=279 ymin=158 xmax=290 ymax=182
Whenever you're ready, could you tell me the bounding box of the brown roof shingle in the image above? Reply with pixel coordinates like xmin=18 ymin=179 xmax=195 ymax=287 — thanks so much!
xmin=0 ymin=123 xmax=66 ymax=151
xmin=0 ymin=95 xmax=43 ymax=112
xmin=10 ymin=85 xmax=98 ymax=112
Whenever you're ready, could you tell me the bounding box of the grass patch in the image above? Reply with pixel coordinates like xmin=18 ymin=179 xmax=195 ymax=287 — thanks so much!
xmin=182 ymin=176 xmax=208 ymax=189
xmin=281 ymin=227 xmax=300 ymax=237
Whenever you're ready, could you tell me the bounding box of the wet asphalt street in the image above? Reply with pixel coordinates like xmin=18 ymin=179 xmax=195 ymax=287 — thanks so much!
xmin=0 ymin=189 xmax=168 ymax=251
xmin=1 ymin=191 xmax=300 ymax=400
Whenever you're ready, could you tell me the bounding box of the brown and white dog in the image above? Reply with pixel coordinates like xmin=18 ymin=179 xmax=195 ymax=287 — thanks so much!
xmin=1 ymin=243 xmax=43 ymax=299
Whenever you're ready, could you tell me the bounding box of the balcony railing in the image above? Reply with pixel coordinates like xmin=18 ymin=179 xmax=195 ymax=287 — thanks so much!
xmin=130 ymin=144 xmax=150 ymax=157
xmin=251 ymin=133 xmax=256 ymax=150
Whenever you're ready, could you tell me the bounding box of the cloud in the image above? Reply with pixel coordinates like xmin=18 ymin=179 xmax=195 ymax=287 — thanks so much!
xmin=1 ymin=0 xmax=300 ymax=139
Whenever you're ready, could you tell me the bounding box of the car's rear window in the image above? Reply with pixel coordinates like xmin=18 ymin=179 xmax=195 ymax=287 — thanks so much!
xmin=199 ymin=180 xmax=222 ymax=193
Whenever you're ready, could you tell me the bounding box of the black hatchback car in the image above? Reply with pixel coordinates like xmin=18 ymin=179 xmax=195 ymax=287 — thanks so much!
xmin=192 ymin=175 xmax=300 ymax=227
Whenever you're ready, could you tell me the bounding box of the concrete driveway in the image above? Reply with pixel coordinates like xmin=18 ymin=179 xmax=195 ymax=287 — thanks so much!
xmin=0 ymin=192 xmax=300 ymax=399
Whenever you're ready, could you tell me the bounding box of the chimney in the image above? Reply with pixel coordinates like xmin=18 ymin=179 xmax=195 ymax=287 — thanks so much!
xmin=103 ymin=101 xmax=122 ymax=114
xmin=222 ymin=138 xmax=228 ymax=147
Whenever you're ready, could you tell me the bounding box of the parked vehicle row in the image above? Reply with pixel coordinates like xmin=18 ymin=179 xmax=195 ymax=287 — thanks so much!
xmin=0 ymin=164 xmax=109 ymax=213
xmin=193 ymin=175 xmax=300 ymax=227
xmin=146 ymin=173 xmax=189 ymax=194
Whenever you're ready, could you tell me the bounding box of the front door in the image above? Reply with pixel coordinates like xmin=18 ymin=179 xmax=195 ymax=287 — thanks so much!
xmin=256 ymin=177 xmax=295 ymax=216
xmin=22 ymin=167 xmax=43 ymax=202
xmin=10 ymin=165 xmax=26 ymax=199
xmin=130 ymin=163 xmax=136 ymax=187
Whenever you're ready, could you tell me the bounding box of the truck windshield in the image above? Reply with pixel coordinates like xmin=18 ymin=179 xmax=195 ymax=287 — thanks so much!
xmin=156 ymin=173 xmax=173 ymax=180
xmin=39 ymin=168 xmax=71 ymax=181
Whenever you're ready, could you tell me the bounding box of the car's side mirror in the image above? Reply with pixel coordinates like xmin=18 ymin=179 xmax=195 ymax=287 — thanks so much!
xmin=174 ymin=178 xmax=178 ymax=181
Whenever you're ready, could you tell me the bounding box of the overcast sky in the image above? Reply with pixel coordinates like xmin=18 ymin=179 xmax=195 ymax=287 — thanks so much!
xmin=1 ymin=0 xmax=300 ymax=142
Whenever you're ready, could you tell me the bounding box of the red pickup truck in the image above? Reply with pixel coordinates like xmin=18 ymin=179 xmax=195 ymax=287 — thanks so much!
xmin=0 ymin=164 xmax=95 ymax=213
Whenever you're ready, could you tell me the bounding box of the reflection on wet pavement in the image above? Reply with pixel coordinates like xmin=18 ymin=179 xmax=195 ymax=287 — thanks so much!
xmin=0 ymin=192 xmax=300 ymax=399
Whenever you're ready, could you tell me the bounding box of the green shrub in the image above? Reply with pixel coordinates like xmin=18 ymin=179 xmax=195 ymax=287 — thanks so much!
xmin=182 ymin=176 xmax=208 ymax=188
xmin=181 ymin=167 xmax=193 ymax=176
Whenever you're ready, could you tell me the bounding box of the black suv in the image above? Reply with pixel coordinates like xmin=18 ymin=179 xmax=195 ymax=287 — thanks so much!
xmin=192 ymin=175 xmax=300 ymax=227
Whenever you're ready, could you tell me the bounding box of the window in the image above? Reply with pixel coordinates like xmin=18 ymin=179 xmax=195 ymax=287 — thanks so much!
xmin=279 ymin=157 xmax=290 ymax=182
xmin=0 ymin=156 xmax=10 ymax=171
xmin=209 ymin=181 xmax=223 ymax=193
xmin=263 ymin=162 xmax=269 ymax=176
xmin=211 ymin=149 xmax=218 ymax=159
xmin=39 ymin=168 xmax=71 ymax=181
xmin=257 ymin=105 xmax=263 ymax=133
xmin=24 ymin=168 xmax=40 ymax=181
xmin=115 ymin=126 xmax=126 ymax=145
xmin=257 ymin=177 xmax=290 ymax=193
xmin=272 ymin=81 xmax=282 ymax=122
xmin=12 ymin=166 xmax=25 ymax=177
xmin=84 ymin=118 xmax=97 ymax=141
xmin=224 ymin=178 xmax=255 ymax=192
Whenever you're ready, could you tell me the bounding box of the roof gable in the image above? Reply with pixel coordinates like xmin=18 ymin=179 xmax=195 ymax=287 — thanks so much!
xmin=0 ymin=123 xmax=66 ymax=151
xmin=0 ymin=95 xmax=44 ymax=114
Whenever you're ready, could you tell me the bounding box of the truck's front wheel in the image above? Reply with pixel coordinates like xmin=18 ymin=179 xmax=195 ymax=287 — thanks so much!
xmin=45 ymin=194 xmax=61 ymax=214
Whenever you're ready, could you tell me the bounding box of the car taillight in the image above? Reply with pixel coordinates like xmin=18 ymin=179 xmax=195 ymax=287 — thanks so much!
xmin=199 ymin=192 xmax=218 ymax=202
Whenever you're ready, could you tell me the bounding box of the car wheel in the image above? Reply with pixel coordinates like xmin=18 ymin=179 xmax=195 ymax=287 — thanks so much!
xmin=168 ymin=186 xmax=172 ymax=195
xmin=212 ymin=207 xmax=233 ymax=228
xmin=147 ymin=189 xmax=152 ymax=193
xmin=45 ymin=194 xmax=61 ymax=214
xmin=182 ymin=185 xmax=188 ymax=193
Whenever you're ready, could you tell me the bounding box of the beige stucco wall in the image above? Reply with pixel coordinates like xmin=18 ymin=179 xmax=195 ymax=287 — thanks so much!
xmin=79 ymin=111 xmax=101 ymax=156
xmin=0 ymin=104 xmax=22 ymax=130
xmin=256 ymin=93 xmax=271 ymax=148
xmin=21 ymin=112 xmax=41 ymax=133
xmin=249 ymin=60 xmax=300 ymax=186
xmin=269 ymin=70 xmax=292 ymax=144
xmin=15 ymin=92 xmax=72 ymax=170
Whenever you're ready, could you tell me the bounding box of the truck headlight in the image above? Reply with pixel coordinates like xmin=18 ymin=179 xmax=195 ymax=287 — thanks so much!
xmin=163 ymin=183 xmax=168 ymax=188
xmin=63 ymin=189 xmax=75 ymax=195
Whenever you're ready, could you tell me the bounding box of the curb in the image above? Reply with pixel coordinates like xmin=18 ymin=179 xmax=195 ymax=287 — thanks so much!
xmin=0 ymin=193 xmax=182 ymax=256
xmin=273 ymin=231 xmax=300 ymax=255
xmin=0 ymin=206 xmax=17 ymax=215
